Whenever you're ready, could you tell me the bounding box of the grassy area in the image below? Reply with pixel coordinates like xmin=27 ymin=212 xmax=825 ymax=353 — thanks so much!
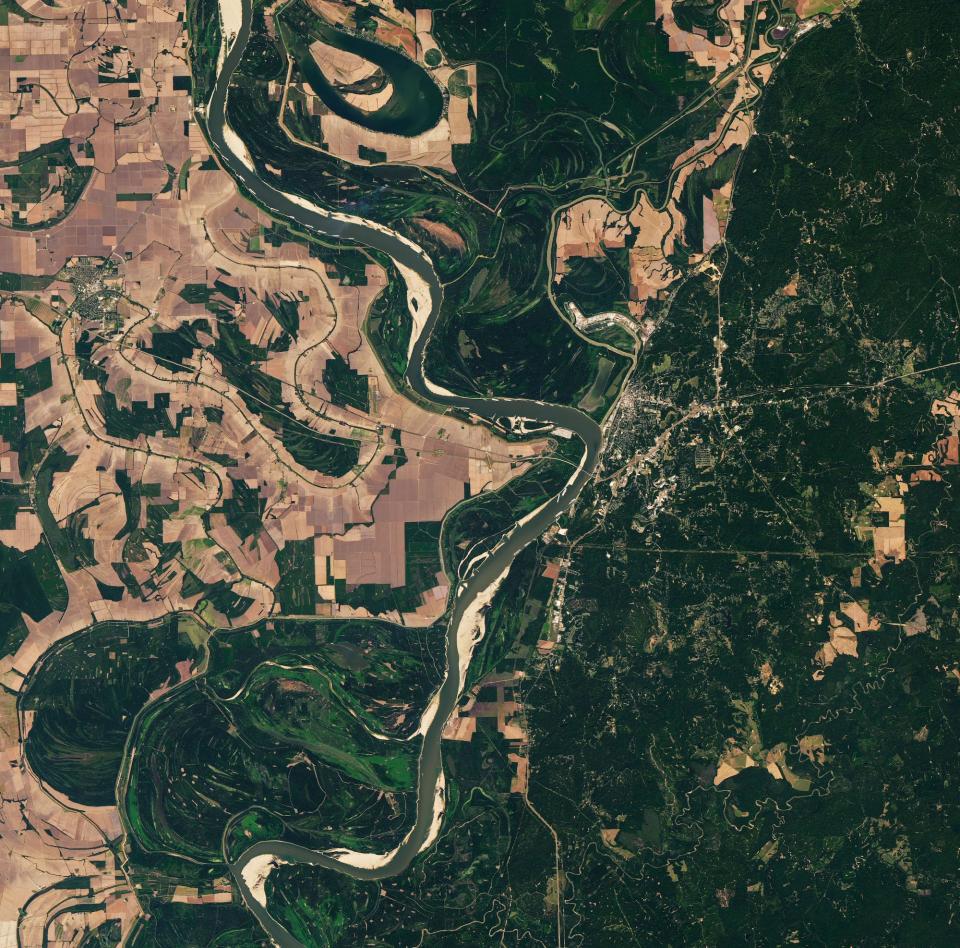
xmin=322 ymin=351 xmax=370 ymax=413
xmin=1 ymin=138 xmax=91 ymax=229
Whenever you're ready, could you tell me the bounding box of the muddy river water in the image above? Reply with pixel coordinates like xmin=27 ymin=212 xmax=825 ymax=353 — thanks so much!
xmin=203 ymin=4 xmax=602 ymax=941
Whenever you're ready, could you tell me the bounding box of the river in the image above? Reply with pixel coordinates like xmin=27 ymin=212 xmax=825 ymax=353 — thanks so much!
xmin=202 ymin=2 xmax=602 ymax=942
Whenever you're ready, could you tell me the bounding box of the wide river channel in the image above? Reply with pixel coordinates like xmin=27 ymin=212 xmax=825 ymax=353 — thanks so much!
xmin=204 ymin=3 xmax=603 ymax=942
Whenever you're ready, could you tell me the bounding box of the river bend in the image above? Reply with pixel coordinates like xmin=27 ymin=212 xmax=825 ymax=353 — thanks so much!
xmin=202 ymin=3 xmax=602 ymax=942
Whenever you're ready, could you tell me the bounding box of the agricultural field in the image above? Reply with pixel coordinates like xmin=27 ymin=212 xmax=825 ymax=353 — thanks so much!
xmin=0 ymin=0 xmax=956 ymax=944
